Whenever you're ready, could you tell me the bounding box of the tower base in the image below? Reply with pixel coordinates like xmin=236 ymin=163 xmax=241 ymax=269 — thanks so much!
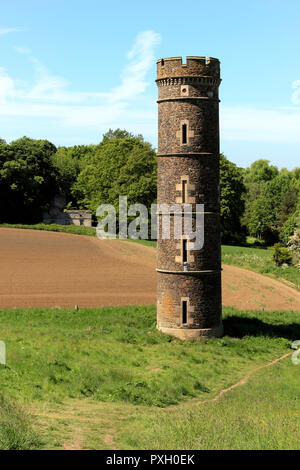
xmin=157 ymin=323 xmax=223 ymax=341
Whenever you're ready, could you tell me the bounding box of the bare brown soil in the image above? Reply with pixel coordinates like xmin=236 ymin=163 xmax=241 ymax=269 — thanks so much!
xmin=0 ymin=228 xmax=299 ymax=311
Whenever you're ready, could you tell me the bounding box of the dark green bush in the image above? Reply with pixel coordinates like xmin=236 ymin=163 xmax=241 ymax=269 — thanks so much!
xmin=272 ymin=243 xmax=293 ymax=266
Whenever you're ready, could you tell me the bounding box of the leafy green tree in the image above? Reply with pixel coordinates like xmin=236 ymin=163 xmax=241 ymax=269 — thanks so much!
xmin=242 ymin=159 xmax=279 ymax=232
xmin=288 ymin=213 xmax=300 ymax=268
xmin=0 ymin=137 xmax=57 ymax=223
xmin=280 ymin=212 xmax=299 ymax=246
xmin=278 ymin=187 xmax=299 ymax=227
xmin=244 ymin=159 xmax=279 ymax=183
xmin=101 ymin=128 xmax=144 ymax=143
xmin=74 ymin=131 xmax=157 ymax=224
xmin=51 ymin=145 xmax=95 ymax=208
xmin=247 ymin=173 xmax=292 ymax=242
xmin=219 ymin=154 xmax=246 ymax=243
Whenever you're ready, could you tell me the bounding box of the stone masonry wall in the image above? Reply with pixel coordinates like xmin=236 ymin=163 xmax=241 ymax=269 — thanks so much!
xmin=156 ymin=56 xmax=223 ymax=339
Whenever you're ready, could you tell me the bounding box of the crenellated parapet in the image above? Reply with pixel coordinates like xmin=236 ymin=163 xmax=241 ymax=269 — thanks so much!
xmin=157 ymin=56 xmax=220 ymax=81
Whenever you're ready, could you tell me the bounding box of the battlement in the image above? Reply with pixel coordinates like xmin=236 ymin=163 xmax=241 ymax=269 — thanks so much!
xmin=157 ymin=56 xmax=220 ymax=80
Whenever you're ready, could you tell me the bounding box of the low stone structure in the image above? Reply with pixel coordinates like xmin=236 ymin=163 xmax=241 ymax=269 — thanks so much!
xmin=65 ymin=210 xmax=92 ymax=227
xmin=43 ymin=195 xmax=92 ymax=227
xmin=43 ymin=194 xmax=67 ymax=225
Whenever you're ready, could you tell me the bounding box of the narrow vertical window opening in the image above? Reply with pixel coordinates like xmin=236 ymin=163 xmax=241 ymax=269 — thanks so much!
xmin=182 ymin=301 xmax=187 ymax=324
xmin=182 ymin=179 xmax=187 ymax=203
xmin=182 ymin=239 xmax=188 ymax=263
xmin=182 ymin=124 xmax=187 ymax=144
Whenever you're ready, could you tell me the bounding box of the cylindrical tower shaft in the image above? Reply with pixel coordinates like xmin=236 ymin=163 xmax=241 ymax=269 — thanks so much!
xmin=156 ymin=56 xmax=223 ymax=340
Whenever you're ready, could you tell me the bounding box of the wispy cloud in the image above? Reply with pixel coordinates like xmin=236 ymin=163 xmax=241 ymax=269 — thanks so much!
xmin=0 ymin=28 xmax=23 ymax=36
xmin=0 ymin=68 xmax=15 ymax=104
xmin=220 ymin=105 xmax=300 ymax=144
xmin=0 ymin=30 xmax=161 ymax=137
xmin=110 ymin=30 xmax=161 ymax=102
xmin=7 ymin=30 xmax=300 ymax=148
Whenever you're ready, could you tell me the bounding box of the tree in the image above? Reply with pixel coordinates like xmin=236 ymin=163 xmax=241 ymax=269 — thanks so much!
xmin=278 ymin=187 xmax=299 ymax=227
xmin=51 ymin=145 xmax=95 ymax=208
xmin=74 ymin=131 xmax=157 ymax=224
xmin=242 ymin=159 xmax=279 ymax=232
xmin=247 ymin=173 xmax=292 ymax=242
xmin=219 ymin=154 xmax=246 ymax=243
xmin=101 ymin=128 xmax=144 ymax=144
xmin=243 ymin=159 xmax=279 ymax=184
xmin=0 ymin=137 xmax=57 ymax=223
xmin=288 ymin=213 xmax=300 ymax=268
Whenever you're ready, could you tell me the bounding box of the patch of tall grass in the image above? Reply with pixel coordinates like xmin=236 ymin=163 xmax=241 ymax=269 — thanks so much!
xmin=0 ymin=393 xmax=41 ymax=449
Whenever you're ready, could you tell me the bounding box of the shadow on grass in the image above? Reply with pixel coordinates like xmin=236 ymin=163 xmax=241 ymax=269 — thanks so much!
xmin=223 ymin=316 xmax=300 ymax=341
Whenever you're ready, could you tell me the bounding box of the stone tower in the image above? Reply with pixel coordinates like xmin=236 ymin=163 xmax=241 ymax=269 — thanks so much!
xmin=156 ymin=56 xmax=223 ymax=340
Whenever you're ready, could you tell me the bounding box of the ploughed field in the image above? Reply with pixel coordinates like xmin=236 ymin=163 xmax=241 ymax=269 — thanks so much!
xmin=0 ymin=227 xmax=299 ymax=311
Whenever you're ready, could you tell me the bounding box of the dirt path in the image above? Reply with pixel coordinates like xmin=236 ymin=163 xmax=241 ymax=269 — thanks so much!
xmin=194 ymin=351 xmax=292 ymax=406
xmin=0 ymin=228 xmax=299 ymax=311
xmin=33 ymin=351 xmax=292 ymax=450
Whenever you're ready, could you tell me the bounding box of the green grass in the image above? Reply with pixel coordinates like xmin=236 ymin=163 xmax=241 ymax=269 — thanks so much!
xmin=128 ymin=240 xmax=300 ymax=290
xmin=222 ymin=245 xmax=300 ymax=290
xmin=118 ymin=356 xmax=300 ymax=450
xmin=0 ymin=305 xmax=298 ymax=408
xmin=0 ymin=223 xmax=97 ymax=237
xmin=0 ymin=305 xmax=300 ymax=449
xmin=0 ymin=393 xmax=41 ymax=450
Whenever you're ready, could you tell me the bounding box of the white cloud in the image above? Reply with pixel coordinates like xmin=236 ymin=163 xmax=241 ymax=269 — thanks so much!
xmin=14 ymin=46 xmax=31 ymax=54
xmin=0 ymin=68 xmax=15 ymax=103
xmin=110 ymin=30 xmax=161 ymax=103
xmin=0 ymin=29 xmax=161 ymax=134
xmin=220 ymin=105 xmax=300 ymax=144
xmin=8 ymin=31 xmax=300 ymax=148
xmin=0 ymin=28 xmax=23 ymax=36
xmin=291 ymin=80 xmax=300 ymax=105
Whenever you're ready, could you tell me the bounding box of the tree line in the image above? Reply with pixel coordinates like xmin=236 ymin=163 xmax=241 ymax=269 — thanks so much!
xmin=0 ymin=130 xmax=299 ymax=248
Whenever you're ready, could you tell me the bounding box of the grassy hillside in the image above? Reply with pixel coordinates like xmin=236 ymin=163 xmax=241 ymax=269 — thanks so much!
xmin=221 ymin=245 xmax=300 ymax=290
xmin=117 ymin=355 xmax=300 ymax=450
xmin=0 ymin=305 xmax=299 ymax=449
xmin=0 ymin=223 xmax=97 ymax=237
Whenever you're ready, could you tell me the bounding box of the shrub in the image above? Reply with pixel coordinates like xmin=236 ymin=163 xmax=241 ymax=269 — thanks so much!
xmin=280 ymin=212 xmax=298 ymax=246
xmin=288 ymin=230 xmax=300 ymax=269
xmin=272 ymin=243 xmax=293 ymax=266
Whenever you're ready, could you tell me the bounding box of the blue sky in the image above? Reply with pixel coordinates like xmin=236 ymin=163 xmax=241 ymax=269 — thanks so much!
xmin=1 ymin=0 xmax=300 ymax=169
